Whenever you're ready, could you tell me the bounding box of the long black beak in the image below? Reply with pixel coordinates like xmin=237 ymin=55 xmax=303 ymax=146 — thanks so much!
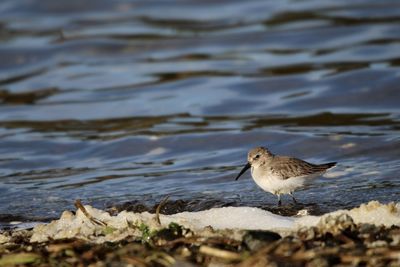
xmin=235 ymin=162 xmax=251 ymax=180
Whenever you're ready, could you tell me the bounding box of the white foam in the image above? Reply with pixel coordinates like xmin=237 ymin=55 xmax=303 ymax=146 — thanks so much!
xmin=168 ymin=207 xmax=295 ymax=230
xmin=29 ymin=201 xmax=400 ymax=243
xmin=296 ymin=201 xmax=400 ymax=228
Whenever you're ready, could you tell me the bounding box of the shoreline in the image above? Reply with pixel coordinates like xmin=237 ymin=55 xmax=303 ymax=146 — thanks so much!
xmin=1 ymin=201 xmax=400 ymax=266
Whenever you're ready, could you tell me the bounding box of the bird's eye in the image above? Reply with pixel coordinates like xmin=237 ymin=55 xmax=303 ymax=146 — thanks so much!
xmin=254 ymin=155 xmax=260 ymax=160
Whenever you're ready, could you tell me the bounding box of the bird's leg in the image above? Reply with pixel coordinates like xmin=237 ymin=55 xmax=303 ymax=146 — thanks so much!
xmin=277 ymin=194 xmax=282 ymax=206
xmin=290 ymin=192 xmax=298 ymax=204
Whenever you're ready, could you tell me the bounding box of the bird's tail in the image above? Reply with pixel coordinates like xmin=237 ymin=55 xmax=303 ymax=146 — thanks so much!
xmin=319 ymin=162 xmax=337 ymax=170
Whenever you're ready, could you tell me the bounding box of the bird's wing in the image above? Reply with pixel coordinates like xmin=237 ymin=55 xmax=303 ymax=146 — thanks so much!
xmin=271 ymin=156 xmax=325 ymax=180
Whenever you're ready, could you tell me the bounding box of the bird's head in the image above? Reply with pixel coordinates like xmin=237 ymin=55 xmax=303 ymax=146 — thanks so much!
xmin=235 ymin=147 xmax=273 ymax=180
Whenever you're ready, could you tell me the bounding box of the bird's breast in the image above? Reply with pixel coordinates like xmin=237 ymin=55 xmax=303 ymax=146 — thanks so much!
xmin=250 ymin=166 xmax=307 ymax=195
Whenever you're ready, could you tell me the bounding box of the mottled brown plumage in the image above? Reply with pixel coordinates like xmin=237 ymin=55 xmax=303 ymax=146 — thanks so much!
xmin=268 ymin=156 xmax=336 ymax=179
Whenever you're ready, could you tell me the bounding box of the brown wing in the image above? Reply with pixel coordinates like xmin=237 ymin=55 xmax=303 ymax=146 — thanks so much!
xmin=271 ymin=156 xmax=336 ymax=180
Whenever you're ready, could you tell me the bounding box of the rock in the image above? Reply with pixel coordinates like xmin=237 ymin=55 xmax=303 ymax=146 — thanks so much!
xmin=243 ymin=230 xmax=281 ymax=251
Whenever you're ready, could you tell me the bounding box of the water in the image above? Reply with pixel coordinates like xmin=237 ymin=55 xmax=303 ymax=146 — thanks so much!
xmin=0 ymin=0 xmax=400 ymax=224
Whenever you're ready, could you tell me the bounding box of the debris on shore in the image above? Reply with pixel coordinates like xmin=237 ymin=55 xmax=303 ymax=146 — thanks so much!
xmin=1 ymin=201 xmax=399 ymax=266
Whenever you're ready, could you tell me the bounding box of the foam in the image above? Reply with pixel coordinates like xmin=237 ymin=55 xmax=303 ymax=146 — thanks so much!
xmin=29 ymin=201 xmax=400 ymax=243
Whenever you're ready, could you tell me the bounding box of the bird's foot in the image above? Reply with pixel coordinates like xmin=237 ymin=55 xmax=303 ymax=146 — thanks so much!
xmin=277 ymin=195 xmax=282 ymax=206
xmin=290 ymin=193 xmax=298 ymax=204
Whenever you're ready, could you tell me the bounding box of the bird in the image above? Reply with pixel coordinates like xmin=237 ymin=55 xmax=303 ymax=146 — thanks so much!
xmin=235 ymin=147 xmax=336 ymax=206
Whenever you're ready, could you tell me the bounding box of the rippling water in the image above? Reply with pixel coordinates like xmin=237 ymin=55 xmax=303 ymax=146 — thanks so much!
xmin=0 ymin=0 xmax=400 ymax=224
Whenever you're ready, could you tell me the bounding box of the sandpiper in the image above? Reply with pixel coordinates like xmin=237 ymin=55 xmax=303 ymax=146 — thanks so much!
xmin=235 ymin=147 xmax=336 ymax=205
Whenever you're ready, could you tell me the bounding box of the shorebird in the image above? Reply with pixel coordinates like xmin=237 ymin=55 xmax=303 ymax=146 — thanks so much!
xmin=235 ymin=147 xmax=336 ymax=205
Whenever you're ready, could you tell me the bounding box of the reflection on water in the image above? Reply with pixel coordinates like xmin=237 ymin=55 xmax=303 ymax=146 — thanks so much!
xmin=0 ymin=0 xmax=400 ymax=224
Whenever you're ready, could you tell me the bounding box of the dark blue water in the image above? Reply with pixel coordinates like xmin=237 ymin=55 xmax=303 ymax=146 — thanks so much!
xmin=0 ymin=0 xmax=400 ymax=224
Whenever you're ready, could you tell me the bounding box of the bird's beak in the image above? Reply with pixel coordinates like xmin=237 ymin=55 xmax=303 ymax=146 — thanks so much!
xmin=235 ymin=162 xmax=251 ymax=180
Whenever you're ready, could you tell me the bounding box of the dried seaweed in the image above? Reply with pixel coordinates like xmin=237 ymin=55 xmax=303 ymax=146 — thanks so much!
xmin=1 ymin=204 xmax=400 ymax=267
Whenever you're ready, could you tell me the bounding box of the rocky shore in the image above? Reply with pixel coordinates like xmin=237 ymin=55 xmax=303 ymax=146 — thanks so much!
xmin=1 ymin=201 xmax=399 ymax=266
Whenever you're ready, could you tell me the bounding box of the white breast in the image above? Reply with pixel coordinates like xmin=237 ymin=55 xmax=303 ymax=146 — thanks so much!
xmin=251 ymin=166 xmax=317 ymax=195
